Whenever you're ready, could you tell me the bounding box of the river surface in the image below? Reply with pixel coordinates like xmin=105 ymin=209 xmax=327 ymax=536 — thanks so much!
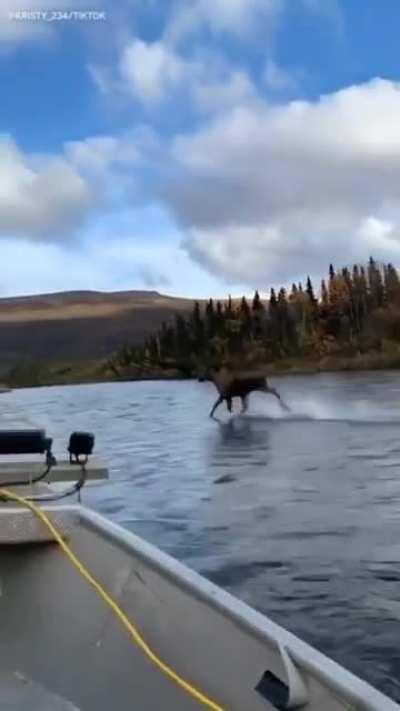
xmin=2 ymin=372 xmax=400 ymax=701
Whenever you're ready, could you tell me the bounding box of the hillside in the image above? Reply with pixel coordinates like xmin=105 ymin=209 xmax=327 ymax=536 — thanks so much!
xmin=0 ymin=290 xmax=194 ymax=377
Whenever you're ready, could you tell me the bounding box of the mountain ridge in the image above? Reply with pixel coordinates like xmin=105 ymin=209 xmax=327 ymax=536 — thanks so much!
xmin=0 ymin=289 xmax=195 ymax=374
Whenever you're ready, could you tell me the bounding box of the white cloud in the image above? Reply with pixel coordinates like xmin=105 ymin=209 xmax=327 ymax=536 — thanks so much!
xmin=65 ymin=135 xmax=139 ymax=175
xmin=0 ymin=130 xmax=158 ymax=244
xmin=117 ymin=36 xmax=258 ymax=112
xmin=0 ymin=136 xmax=93 ymax=240
xmin=357 ymin=217 xmax=400 ymax=254
xmin=166 ymin=0 xmax=282 ymax=44
xmin=193 ymin=69 xmax=257 ymax=112
xmin=120 ymin=39 xmax=188 ymax=105
xmin=0 ymin=231 xmax=233 ymax=298
xmin=155 ymin=79 xmax=400 ymax=286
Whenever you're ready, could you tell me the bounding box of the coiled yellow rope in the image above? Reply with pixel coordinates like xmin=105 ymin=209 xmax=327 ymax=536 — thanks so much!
xmin=0 ymin=487 xmax=225 ymax=711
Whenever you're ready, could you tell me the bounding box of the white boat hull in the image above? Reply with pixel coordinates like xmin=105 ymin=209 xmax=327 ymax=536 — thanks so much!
xmin=0 ymin=503 xmax=398 ymax=710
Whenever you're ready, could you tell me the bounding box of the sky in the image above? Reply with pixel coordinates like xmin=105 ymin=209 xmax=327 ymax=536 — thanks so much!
xmin=1 ymin=0 xmax=400 ymax=298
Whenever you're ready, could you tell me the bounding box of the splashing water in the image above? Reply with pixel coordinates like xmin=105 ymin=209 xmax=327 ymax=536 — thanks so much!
xmin=247 ymin=391 xmax=400 ymax=423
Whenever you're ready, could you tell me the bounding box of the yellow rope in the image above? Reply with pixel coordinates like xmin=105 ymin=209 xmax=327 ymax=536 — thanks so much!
xmin=0 ymin=487 xmax=225 ymax=711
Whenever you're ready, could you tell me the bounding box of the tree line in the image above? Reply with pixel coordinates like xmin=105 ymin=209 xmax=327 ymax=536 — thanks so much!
xmin=110 ymin=258 xmax=400 ymax=376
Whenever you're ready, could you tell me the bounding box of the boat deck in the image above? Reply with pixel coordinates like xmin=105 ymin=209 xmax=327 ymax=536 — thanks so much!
xmin=0 ymin=542 xmax=206 ymax=710
xmin=0 ymin=670 xmax=79 ymax=711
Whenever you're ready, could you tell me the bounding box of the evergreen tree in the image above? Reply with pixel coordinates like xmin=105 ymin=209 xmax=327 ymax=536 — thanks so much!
xmin=352 ymin=265 xmax=363 ymax=332
xmin=159 ymin=321 xmax=175 ymax=359
xmin=267 ymin=288 xmax=280 ymax=352
xmin=277 ymin=288 xmax=289 ymax=347
xmin=147 ymin=336 xmax=159 ymax=362
xmin=224 ymin=295 xmax=233 ymax=319
xmin=252 ymin=290 xmax=264 ymax=339
xmin=359 ymin=266 xmax=368 ymax=300
xmin=190 ymin=301 xmax=205 ymax=350
xmin=368 ymin=257 xmax=384 ymax=308
xmin=252 ymin=290 xmax=263 ymax=311
xmin=321 ymin=279 xmax=329 ymax=307
xmin=215 ymin=300 xmax=225 ymax=336
xmin=341 ymin=267 xmax=355 ymax=331
xmin=239 ymin=296 xmax=252 ymax=339
xmin=342 ymin=267 xmax=353 ymax=293
xmin=385 ymin=263 xmax=400 ymax=304
xmin=306 ymin=276 xmax=317 ymax=305
xmin=240 ymin=296 xmax=250 ymax=316
xmin=174 ymin=314 xmax=190 ymax=359
xmin=205 ymin=298 xmax=216 ymax=339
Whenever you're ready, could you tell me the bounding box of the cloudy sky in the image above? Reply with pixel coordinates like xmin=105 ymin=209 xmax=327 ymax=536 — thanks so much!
xmin=1 ymin=1 xmax=400 ymax=297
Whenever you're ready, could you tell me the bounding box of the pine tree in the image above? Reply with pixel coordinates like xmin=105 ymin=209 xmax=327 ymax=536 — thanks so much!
xmin=267 ymin=288 xmax=279 ymax=350
xmin=159 ymin=321 xmax=175 ymax=359
xmin=252 ymin=290 xmax=263 ymax=311
xmin=252 ymin=290 xmax=264 ymax=339
xmin=368 ymin=257 xmax=384 ymax=308
xmin=352 ymin=265 xmax=363 ymax=332
xmin=215 ymin=300 xmax=225 ymax=336
xmin=341 ymin=267 xmax=355 ymax=331
xmin=306 ymin=276 xmax=317 ymax=305
xmin=147 ymin=336 xmax=159 ymax=362
xmin=277 ymin=288 xmax=289 ymax=347
xmin=205 ymin=298 xmax=216 ymax=339
xmin=359 ymin=266 xmax=368 ymax=298
xmin=278 ymin=288 xmax=288 ymax=304
xmin=190 ymin=301 xmax=205 ymax=350
xmin=174 ymin=314 xmax=190 ymax=359
xmin=240 ymin=296 xmax=250 ymax=315
xmin=342 ymin=267 xmax=353 ymax=293
xmin=224 ymin=295 xmax=233 ymax=319
xmin=239 ymin=296 xmax=252 ymax=339
xmin=321 ymin=279 xmax=329 ymax=308
xmin=269 ymin=288 xmax=278 ymax=308
xmin=385 ymin=263 xmax=400 ymax=304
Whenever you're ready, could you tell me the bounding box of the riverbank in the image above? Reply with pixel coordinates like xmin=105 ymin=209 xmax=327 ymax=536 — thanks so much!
xmin=6 ymin=349 xmax=400 ymax=389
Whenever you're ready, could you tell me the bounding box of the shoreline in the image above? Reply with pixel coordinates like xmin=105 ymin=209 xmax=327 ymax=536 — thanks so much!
xmin=6 ymin=353 xmax=400 ymax=389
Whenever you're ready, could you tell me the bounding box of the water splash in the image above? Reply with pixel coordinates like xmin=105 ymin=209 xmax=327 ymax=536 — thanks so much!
xmin=247 ymin=393 xmax=400 ymax=423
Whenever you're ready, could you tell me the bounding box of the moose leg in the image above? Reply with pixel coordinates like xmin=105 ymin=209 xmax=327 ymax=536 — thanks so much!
xmin=263 ymin=385 xmax=290 ymax=412
xmin=240 ymin=395 xmax=249 ymax=414
xmin=210 ymin=394 xmax=224 ymax=418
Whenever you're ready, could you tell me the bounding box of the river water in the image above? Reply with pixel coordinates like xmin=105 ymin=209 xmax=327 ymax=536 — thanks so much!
xmin=2 ymin=372 xmax=400 ymax=701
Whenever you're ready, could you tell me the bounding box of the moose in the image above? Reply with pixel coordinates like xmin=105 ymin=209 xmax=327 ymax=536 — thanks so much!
xmin=206 ymin=367 xmax=290 ymax=417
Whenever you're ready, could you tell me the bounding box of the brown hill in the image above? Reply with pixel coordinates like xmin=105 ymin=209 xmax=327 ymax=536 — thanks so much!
xmin=0 ymin=290 xmax=195 ymax=375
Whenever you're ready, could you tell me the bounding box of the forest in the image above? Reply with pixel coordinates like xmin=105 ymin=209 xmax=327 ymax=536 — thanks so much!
xmin=108 ymin=259 xmax=400 ymax=379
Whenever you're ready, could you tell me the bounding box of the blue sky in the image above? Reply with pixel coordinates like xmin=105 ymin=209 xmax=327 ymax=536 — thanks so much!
xmin=1 ymin=0 xmax=400 ymax=297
